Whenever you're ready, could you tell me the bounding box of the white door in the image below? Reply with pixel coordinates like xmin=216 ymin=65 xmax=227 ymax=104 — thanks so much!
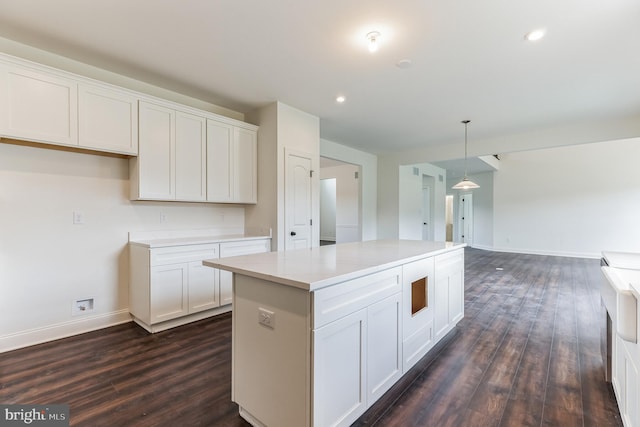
xmin=285 ymin=149 xmax=313 ymax=250
xmin=422 ymin=186 xmax=431 ymax=240
xmin=458 ymin=193 xmax=473 ymax=245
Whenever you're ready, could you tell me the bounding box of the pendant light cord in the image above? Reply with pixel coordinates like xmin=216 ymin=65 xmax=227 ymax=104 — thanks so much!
xmin=462 ymin=120 xmax=470 ymax=178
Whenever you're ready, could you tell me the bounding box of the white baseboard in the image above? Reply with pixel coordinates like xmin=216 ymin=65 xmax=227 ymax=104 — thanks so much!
xmin=0 ymin=309 xmax=132 ymax=353
xmin=474 ymin=244 xmax=600 ymax=259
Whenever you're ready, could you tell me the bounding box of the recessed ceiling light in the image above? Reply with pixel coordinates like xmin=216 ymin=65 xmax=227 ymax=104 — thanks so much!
xmin=366 ymin=31 xmax=381 ymax=53
xmin=336 ymin=95 xmax=346 ymax=103
xmin=525 ymin=28 xmax=546 ymax=42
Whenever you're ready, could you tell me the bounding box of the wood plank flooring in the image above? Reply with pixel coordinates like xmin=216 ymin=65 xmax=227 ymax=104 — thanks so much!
xmin=0 ymin=248 xmax=623 ymax=426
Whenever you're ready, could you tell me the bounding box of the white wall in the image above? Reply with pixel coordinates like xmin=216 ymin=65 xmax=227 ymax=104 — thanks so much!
xmin=493 ymin=137 xmax=640 ymax=257
xmin=320 ymin=164 xmax=360 ymax=243
xmin=320 ymin=139 xmax=377 ymax=241
xmin=0 ymin=143 xmax=244 ymax=351
xmin=246 ymin=102 xmax=320 ymax=250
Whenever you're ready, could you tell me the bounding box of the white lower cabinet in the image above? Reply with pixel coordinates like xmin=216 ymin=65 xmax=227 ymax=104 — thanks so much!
xmin=219 ymin=239 xmax=271 ymax=305
xmin=312 ymin=295 xmax=403 ymax=427
xmin=129 ymin=238 xmax=270 ymax=332
xmin=434 ymin=249 xmax=464 ymax=340
xmin=188 ymin=260 xmax=219 ymax=313
xmin=313 ymin=308 xmax=368 ymax=427
xmin=312 ymin=268 xmax=403 ymax=427
xmin=366 ymin=293 xmax=403 ymax=403
xmin=150 ymin=263 xmax=189 ymax=323
xmin=402 ymin=256 xmax=435 ymax=372
xmin=614 ymin=332 xmax=640 ymax=427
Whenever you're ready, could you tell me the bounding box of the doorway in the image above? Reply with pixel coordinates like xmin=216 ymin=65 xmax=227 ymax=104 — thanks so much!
xmin=319 ymin=157 xmax=361 ymax=243
xmin=320 ymin=178 xmax=336 ymax=245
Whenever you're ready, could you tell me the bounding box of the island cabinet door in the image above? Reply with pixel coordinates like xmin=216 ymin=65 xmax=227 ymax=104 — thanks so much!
xmin=313 ymin=308 xmax=368 ymax=427
xmin=434 ymin=249 xmax=465 ymax=340
xmin=367 ymin=293 xmax=402 ymax=403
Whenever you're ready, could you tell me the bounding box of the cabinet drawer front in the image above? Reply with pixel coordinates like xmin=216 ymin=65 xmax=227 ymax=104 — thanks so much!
xmin=313 ymin=267 xmax=402 ymax=329
xmin=150 ymin=244 xmax=219 ymax=266
xmin=435 ymin=249 xmax=464 ymax=270
xmin=220 ymin=239 xmax=270 ymax=258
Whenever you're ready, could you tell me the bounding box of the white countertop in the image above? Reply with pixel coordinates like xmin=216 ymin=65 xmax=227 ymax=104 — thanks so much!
xmin=603 ymin=251 xmax=640 ymax=270
xmin=203 ymin=240 xmax=466 ymax=291
xmin=604 ymin=265 xmax=640 ymax=300
xmin=129 ymin=233 xmax=271 ymax=248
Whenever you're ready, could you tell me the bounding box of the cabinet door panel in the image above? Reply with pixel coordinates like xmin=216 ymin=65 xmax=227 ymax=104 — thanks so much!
xmin=150 ymin=264 xmax=188 ymax=322
xmin=367 ymin=293 xmax=402 ymax=403
xmin=138 ymin=102 xmax=175 ymax=199
xmin=79 ymin=84 xmax=138 ymax=154
xmin=313 ymin=309 xmax=367 ymax=427
xmin=234 ymin=127 xmax=257 ymax=203
xmin=434 ymin=274 xmax=450 ymax=339
xmin=175 ymin=111 xmax=206 ymax=201
xmin=206 ymin=120 xmax=233 ymax=202
xmin=188 ymin=261 xmax=218 ymax=313
xmin=1 ymin=65 xmax=77 ymax=145
xmin=448 ymin=268 xmax=464 ymax=324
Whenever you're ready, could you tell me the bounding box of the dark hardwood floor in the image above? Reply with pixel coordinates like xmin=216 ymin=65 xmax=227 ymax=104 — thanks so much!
xmin=0 ymin=248 xmax=622 ymax=426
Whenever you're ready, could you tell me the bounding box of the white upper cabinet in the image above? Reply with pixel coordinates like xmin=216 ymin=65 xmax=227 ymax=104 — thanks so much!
xmin=175 ymin=111 xmax=206 ymax=201
xmin=0 ymin=63 xmax=78 ymax=146
xmin=206 ymin=119 xmax=257 ymax=204
xmin=0 ymin=53 xmax=258 ymax=204
xmin=78 ymin=83 xmax=138 ymax=155
xmin=235 ymin=126 xmax=258 ymax=204
xmin=134 ymin=101 xmax=176 ymax=200
xmin=206 ymin=120 xmax=233 ymax=203
xmin=132 ymin=101 xmax=207 ymax=202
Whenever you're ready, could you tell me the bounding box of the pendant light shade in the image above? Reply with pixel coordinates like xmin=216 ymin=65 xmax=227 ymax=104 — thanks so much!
xmin=452 ymin=120 xmax=480 ymax=190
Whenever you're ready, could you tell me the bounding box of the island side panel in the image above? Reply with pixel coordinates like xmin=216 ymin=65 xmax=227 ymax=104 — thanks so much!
xmin=233 ymin=274 xmax=312 ymax=427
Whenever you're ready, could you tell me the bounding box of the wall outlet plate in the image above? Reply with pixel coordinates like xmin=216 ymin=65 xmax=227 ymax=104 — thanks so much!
xmin=258 ymin=307 xmax=275 ymax=329
xmin=72 ymin=298 xmax=94 ymax=316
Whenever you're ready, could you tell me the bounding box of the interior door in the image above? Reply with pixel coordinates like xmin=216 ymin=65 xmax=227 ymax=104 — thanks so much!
xmin=458 ymin=193 xmax=473 ymax=245
xmin=285 ymin=149 xmax=313 ymax=250
xmin=422 ymin=186 xmax=431 ymax=240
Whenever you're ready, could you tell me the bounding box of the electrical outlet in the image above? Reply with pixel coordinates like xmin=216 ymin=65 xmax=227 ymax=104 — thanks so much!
xmin=72 ymin=298 xmax=94 ymax=316
xmin=160 ymin=212 xmax=168 ymax=223
xmin=258 ymin=307 xmax=275 ymax=329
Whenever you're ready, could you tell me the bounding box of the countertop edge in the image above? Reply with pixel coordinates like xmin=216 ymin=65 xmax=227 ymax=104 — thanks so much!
xmin=129 ymin=234 xmax=272 ymax=248
xmin=203 ymin=242 xmax=466 ymax=292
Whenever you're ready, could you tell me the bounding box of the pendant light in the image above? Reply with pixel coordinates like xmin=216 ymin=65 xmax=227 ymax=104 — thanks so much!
xmin=452 ymin=120 xmax=480 ymax=190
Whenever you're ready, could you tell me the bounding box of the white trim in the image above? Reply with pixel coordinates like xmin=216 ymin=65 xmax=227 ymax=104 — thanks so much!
xmin=475 ymin=244 xmax=600 ymax=259
xmin=0 ymin=309 xmax=132 ymax=353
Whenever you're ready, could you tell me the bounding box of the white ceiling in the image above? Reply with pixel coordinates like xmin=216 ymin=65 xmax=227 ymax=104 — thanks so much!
xmin=0 ymin=0 xmax=639 ymax=158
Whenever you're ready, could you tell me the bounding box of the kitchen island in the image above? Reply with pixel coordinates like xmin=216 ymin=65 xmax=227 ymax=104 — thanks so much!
xmin=203 ymin=240 xmax=466 ymax=427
